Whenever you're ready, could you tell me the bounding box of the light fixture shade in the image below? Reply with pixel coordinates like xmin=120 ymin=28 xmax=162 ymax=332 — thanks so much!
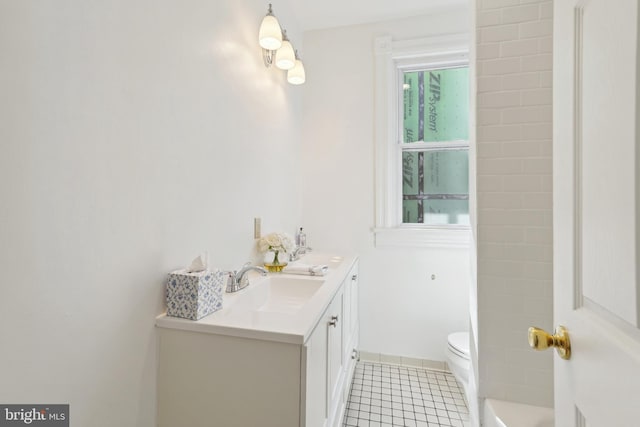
xmin=287 ymin=59 xmax=306 ymax=85
xmin=259 ymin=15 xmax=282 ymax=50
xmin=276 ymin=40 xmax=296 ymax=70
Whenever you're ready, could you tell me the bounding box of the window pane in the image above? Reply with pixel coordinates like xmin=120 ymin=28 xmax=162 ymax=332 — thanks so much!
xmin=403 ymin=67 xmax=469 ymax=143
xmin=402 ymin=149 xmax=469 ymax=225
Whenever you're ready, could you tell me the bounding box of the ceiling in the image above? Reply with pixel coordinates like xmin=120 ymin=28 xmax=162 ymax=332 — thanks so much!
xmin=287 ymin=0 xmax=469 ymax=31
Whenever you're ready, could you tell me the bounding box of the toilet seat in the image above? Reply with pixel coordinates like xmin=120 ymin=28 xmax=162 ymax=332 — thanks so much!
xmin=447 ymin=332 xmax=470 ymax=360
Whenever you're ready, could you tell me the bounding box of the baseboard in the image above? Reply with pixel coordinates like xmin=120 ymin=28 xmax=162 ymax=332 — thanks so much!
xmin=358 ymin=351 xmax=447 ymax=371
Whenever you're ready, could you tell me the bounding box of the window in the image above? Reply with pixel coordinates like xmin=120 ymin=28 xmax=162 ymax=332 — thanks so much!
xmin=401 ymin=67 xmax=469 ymax=226
xmin=374 ymin=35 xmax=470 ymax=248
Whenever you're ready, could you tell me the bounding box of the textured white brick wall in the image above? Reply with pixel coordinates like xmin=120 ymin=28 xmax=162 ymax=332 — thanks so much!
xmin=475 ymin=0 xmax=554 ymax=407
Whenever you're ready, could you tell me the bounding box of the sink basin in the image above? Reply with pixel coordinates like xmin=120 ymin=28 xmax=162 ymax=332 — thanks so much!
xmin=224 ymin=275 xmax=325 ymax=315
xmin=256 ymin=276 xmax=324 ymax=314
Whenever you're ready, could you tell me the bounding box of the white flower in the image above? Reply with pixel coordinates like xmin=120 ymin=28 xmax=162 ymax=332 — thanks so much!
xmin=258 ymin=231 xmax=294 ymax=253
xmin=266 ymin=234 xmax=281 ymax=248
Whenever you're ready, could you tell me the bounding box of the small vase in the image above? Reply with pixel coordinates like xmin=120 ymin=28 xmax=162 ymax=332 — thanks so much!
xmin=264 ymin=250 xmax=288 ymax=273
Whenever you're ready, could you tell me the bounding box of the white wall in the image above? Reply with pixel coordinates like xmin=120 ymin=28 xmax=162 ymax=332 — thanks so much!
xmin=301 ymin=6 xmax=471 ymax=362
xmin=0 ymin=1 xmax=303 ymax=426
xmin=475 ymin=0 xmax=554 ymax=408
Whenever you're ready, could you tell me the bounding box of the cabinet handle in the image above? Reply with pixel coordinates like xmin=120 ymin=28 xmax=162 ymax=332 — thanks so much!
xmin=329 ymin=315 xmax=339 ymax=327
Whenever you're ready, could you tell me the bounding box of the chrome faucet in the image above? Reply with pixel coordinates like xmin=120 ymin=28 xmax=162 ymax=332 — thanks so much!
xmin=225 ymin=262 xmax=267 ymax=293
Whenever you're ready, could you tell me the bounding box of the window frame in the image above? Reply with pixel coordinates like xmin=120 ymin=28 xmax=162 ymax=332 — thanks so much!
xmin=373 ymin=34 xmax=470 ymax=249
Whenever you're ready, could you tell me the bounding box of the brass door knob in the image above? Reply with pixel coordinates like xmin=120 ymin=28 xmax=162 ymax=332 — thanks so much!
xmin=528 ymin=325 xmax=571 ymax=360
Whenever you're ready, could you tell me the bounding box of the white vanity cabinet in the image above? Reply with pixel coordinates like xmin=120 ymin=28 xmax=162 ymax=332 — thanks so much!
xmin=157 ymin=257 xmax=359 ymax=427
xmin=302 ymin=261 xmax=359 ymax=427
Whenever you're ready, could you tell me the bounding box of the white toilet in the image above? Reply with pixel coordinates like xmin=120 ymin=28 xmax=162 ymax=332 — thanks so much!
xmin=445 ymin=331 xmax=470 ymax=390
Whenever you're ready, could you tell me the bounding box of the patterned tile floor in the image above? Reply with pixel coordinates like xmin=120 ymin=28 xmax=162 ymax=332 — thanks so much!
xmin=343 ymin=361 xmax=470 ymax=427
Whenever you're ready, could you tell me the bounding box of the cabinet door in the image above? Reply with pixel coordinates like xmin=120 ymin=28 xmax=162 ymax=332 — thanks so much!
xmin=342 ymin=264 xmax=359 ymax=364
xmin=327 ymin=289 xmax=344 ymax=425
xmin=342 ymin=275 xmax=352 ymax=358
xmin=304 ymin=312 xmax=328 ymax=427
xmin=341 ymin=264 xmax=359 ymax=407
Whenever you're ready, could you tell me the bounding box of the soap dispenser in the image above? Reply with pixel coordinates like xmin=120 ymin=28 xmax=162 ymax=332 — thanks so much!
xmin=298 ymin=227 xmax=307 ymax=249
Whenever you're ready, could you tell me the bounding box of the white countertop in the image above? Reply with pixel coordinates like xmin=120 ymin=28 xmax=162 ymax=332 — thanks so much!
xmin=155 ymin=253 xmax=357 ymax=345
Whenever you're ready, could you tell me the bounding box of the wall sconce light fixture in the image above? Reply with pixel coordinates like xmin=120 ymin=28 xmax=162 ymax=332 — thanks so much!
xmin=258 ymin=4 xmax=305 ymax=84
xmin=287 ymin=50 xmax=305 ymax=85
xmin=258 ymin=4 xmax=282 ymax=65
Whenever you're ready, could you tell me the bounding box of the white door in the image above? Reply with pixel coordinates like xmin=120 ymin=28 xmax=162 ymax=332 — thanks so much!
xmin=554 ymin=0 xmax=640 ymax=425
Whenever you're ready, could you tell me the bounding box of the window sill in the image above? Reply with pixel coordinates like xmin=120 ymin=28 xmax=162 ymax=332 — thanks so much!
xmin=373 ymin=226 xmax=471 ymax=249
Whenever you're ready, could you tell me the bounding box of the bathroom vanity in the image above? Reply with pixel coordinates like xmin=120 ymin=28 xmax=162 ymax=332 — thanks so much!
xmin=156 ymin=254 xmax=359 ymax=427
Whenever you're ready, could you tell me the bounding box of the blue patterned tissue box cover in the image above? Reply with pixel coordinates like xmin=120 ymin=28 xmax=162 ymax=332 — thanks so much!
xmin=166 ymin=269 xmax=224 ymax=320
